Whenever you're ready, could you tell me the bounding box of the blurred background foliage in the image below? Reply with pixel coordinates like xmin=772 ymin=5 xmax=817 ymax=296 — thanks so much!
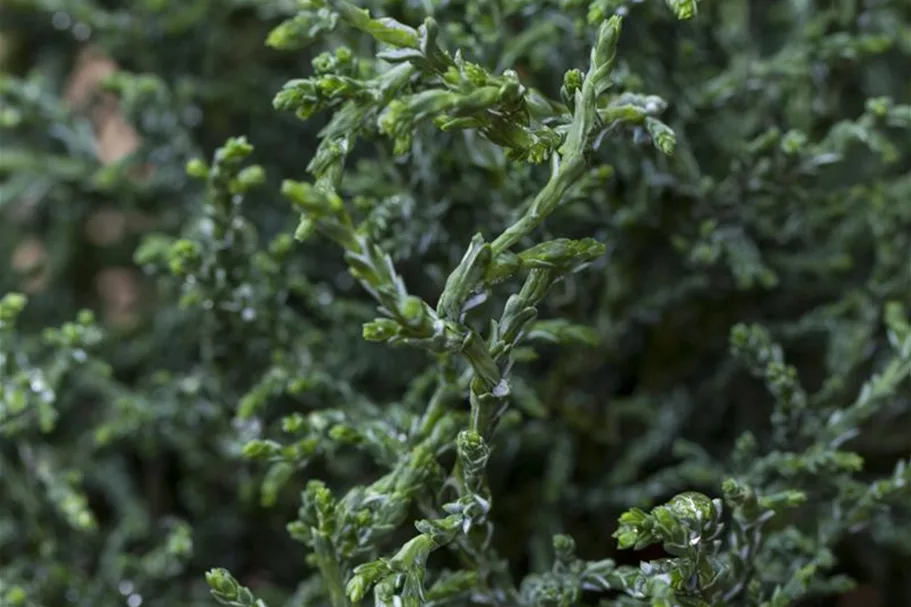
xmin=1 ymin=0 xmax=909 ymax=606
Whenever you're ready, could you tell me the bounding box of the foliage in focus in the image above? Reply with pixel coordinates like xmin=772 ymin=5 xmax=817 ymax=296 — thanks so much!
xmin=1 ymin=0 xmax=910 ymax=606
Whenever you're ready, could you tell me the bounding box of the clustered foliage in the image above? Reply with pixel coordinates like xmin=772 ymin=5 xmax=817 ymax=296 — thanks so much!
xmin=1 ymin=1 xmax=910 ymax=606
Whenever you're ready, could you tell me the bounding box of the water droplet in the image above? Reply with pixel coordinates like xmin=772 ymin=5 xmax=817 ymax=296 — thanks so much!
xmin=492 ymin=380 xmax=509 ymax=398
xmin=180 ymin=377 xmax=200 ymax=394
xmin=30 ymin=375 xmax=47 ymax=393
xmin=199 ymin=218 xmax=215 ymax=237
xmin=52 ymin=12 xmax=72 ymax=29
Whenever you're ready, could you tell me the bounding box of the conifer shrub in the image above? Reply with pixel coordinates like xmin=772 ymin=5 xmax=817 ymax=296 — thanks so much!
xmin=1 ymin=1 xmax=910 ymax=606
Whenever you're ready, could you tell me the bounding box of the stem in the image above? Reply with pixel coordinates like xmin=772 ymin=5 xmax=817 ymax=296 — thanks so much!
xmin=314 ymin=535 xmax=350 ymax=607
xmin=415 ymin=498 xmax=521 ymax=605
xmin=491 ymin=155 xmax=587 ymax=254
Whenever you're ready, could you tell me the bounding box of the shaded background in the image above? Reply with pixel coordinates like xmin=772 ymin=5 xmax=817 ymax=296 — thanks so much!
xmin=2 ymin=1 xmax=910 ymax=606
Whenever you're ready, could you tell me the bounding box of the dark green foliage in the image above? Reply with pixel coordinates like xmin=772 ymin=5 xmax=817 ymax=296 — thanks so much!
xmin=1 ymin=1 xmax=910 ymax=606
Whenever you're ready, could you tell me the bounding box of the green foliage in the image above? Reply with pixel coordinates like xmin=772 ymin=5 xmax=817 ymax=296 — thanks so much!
xmin=2 ymin=0 xmax=910 ymax=606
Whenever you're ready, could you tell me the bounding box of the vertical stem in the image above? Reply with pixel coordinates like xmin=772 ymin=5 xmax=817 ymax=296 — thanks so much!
xmin=314 ymin=535 xmax=350 ymax=607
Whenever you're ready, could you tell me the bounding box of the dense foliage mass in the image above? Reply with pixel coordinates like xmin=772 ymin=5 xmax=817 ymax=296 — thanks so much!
xmin=1 ymin=1 xmax=910 ymax=606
